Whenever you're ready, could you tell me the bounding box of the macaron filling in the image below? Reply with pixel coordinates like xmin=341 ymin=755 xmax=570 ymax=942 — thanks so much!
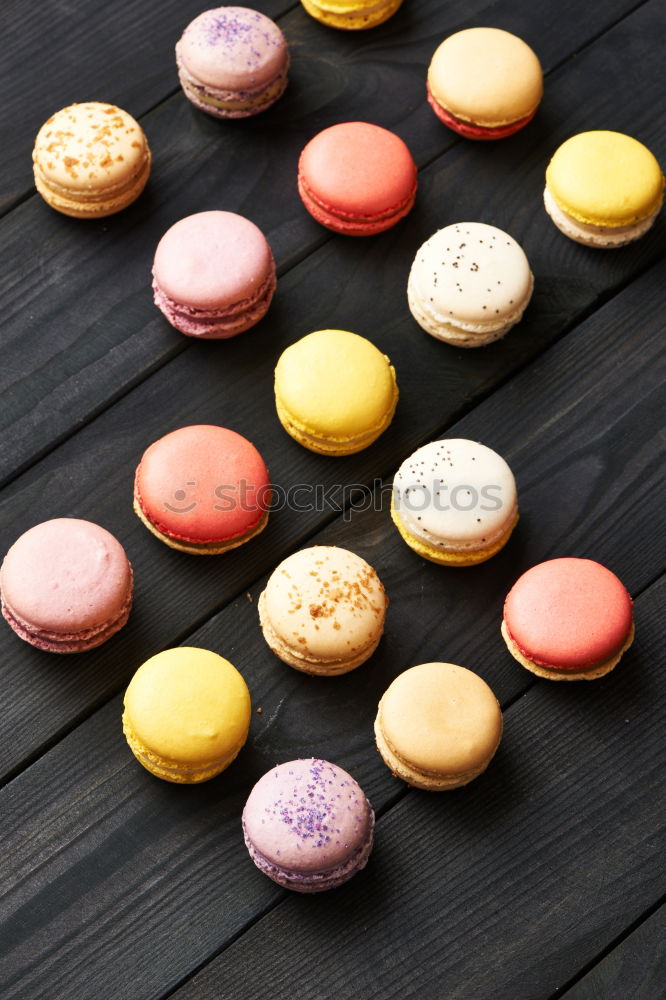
xmin=501 ymin=618 xmax=635 ymax=674
xmin=123 ymin=712 xmax=244 ymax=782
xmin=543 ymin=187 xmax=661 ymax=246
xmin=243 ymin=816 xmax=374 ymax=891
xmin=2 ymin=585 xmax=132 ymax=653
xmin=177 ymin=63 xmax=288 ymax=116
xmin=275 ymin=386 xmax=398 ymax=454
xmin=298 ymin=173 xmax=416 ymax=233
xmin=152 ymin=264 xmax=276 ymax=338
xmin=426 ymin=87 xmax=536 ymax=138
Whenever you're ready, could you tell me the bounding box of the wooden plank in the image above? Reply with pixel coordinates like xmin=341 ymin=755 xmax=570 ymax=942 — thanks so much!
xmin=0 ymin=242 xmax=663 ymax=783
xmin=0 ymin=574 xmax=660 ymax=1000
xmin=558 ymin=905 xmax=666 ymax=1000
xmin=0 ymin=273 xmax=662 ymax=995
xmin=168 ymin=576 xmax=666 ymax=1000
xmin=0 ymin=0 xmax=297 ymax=213
xmin=0 ymin=0 xmax=662 ymax=484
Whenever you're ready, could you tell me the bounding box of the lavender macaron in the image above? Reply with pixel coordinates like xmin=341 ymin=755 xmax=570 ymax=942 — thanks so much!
xmin=242 ymin=758 xmax=374 ymax=892
xmin=176 ymin=6 xmax=289 ymax=119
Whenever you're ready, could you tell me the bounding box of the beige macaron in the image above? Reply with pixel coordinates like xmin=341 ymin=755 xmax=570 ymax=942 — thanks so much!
xmin=258 ymin=545 xmax=388 ymax=675
xmin=374 ymin=662 xmax=502 ymax=789
xmin=32 ymin=102 xmax=151 ymax=218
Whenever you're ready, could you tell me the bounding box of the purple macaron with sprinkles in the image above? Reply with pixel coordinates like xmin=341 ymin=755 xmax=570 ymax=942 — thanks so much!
xmin=176 ymin=6 xmax=289 ymax=119
xmin=242 ymin=758 xmax=375 ymax=892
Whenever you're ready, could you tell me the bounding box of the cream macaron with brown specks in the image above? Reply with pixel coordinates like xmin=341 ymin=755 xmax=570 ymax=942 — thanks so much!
xmin=407 ymin=222 xmax=534 ymax=347
xmin=375 ymin=662 xmax=503 ymax=790
xmin=32 ymin=102 xmax=151 ymax=218
xmin=258 ymin=546 xmax=388 ymax=675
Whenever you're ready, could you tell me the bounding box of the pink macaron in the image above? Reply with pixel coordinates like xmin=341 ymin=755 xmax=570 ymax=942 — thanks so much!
xmin=152 ymin=211 xmax=276 ymax=339
xmin=502 ymin=557 xmax=634 ymax=680
xmin=176 ymin=6 xmax=289 ymax=119
xmin=133 ymin=424 xmax=271 ymax=554
xmin=298 ymin=122 xmax=418 ymax=236
xmin=0 ymin=518 xmax=133 ymax=653
xmin=242 ymin=758 xmax=374 ymax=892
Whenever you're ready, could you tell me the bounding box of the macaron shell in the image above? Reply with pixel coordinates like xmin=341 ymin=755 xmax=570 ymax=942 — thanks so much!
xmin=503 ymin=558 xmax=634 ymax=670
xmin=545 ymin=131 xmax=665 ymax=227
xmin=123 ymin=647 xmax=251 ymax=767
xmin=426 ymin=92 xmax=536 ymax=139
xmin=376 ymin=662 xmax=502 ymax=784
xmin=177 ymin=7 xmax=288 ymax=91
xmin=301 ymin=0 xmax=403 ymax=30
xmin=153 ymin=211 xmax=275 ymax=311
xmin=392 ymin=439 xmax=518 ymax=549
xmin=134 ymin=424 xmax=269 ymax=546
xmin=0 ymin=518 xmax=132 ymax=633
xmin=501 ymin=619 xmax=635 ymax=681
xmin=390 ymin=499 xmax=518 ymax=567
xmin=274 ymin=330 xmax=398 ymax=443
xmin=298 ymin=122 xmax=417 ymax=221
xmin=32 ymin=103 xmax=151 ymax=216
xmin=407 ymin=223 xmax=534 ymax=338
xmin=427 ymin=28 xmax=543 ymax=128
xmin=259 ymin=546 xmax=387 ymax=668
xmin=242 ymin=759 xmax=373 ymax=874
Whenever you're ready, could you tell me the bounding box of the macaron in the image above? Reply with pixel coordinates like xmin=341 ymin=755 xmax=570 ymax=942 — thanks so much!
xmin=274 ymin=329 xmax=398 ymax=455
xmin=300 ymin=0 xmax=403 ymax=30
xmin=298 ymin=122 xmax=417 ymax=236
xmin=502 ymin=558 xmax=635 ymax=680
xmin=152 ymin=211 xmax=276 ymax=338
xmin=133 ymin=424 xmax=270 ymax=554
xmin=258 ymin=546 xmax=388 ymax=675
xmin=123 ymin=647 xmax=251 ymax=782
xmin=391 ymin=439 xmax=518 ymax=566
xmin=427 ymin=28 xmax=543 ymax=140
xmin=0 ymin=518 xmax=133 ymax=653
xmin=176 ymin=7 xmax=289 ymax=119
xmin=407 ymin=222 xmax=534 ymax=347
xmin=375 ymin=663 xmax=503 ymax=790
xmin=543 ymin=131 xmax=665 ymax=247
xmin=242 ymin=758 xmax=374 ymax=891
xmin=32 ymin=102 xmax=151 ymax=217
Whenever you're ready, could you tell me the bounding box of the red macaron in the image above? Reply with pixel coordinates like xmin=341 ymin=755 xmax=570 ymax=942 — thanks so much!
xmin=502 ymin=557 xmax=634 ymax=680
xmin=297 ymin=121 xmax=417 ymax=236
xmin=133 ymin=425 xmax=270 ymax=554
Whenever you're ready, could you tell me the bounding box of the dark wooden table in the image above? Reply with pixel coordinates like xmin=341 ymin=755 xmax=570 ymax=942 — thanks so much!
xmin=1 ymin=2 xmax=664 ymax=998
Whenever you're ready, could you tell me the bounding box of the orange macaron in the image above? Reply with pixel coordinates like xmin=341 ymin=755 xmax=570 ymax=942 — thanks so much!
xmin=297 ymin=121 xmax=417 ymax=235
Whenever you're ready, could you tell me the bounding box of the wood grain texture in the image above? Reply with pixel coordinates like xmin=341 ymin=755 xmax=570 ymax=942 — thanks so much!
xmin=0 ymin=0 xmax=661 ymax=485
xmin=559 ymin=905 xmax=666 ymax=1000
xmin=169 ymin=575 xmax=665 ymax=1000
xmin=0 ymin=0 xmax=664 ymax=781
xmin=0 ymin=2 xmax=664 ymax=996
xmin=0 ymin=0 xmax=297 ymax=213
xmin=0 ymin=268 xmax=662 ymax=999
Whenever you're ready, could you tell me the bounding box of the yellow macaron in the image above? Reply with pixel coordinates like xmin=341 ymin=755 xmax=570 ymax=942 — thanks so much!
xmin=300 ymin=0 xmax=403 ymax=30
xmin=274 ymin=329 xmax=398 ymax=455
xmin=544 ymin=131 xmax=664 ymax=247
xmin=32 ymin=102 xmax=151 ymax=218
xmin=122 ymin=647 xmax=251 ymax=783
xmin=374 ymin=662 xmax=503 ymax=790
